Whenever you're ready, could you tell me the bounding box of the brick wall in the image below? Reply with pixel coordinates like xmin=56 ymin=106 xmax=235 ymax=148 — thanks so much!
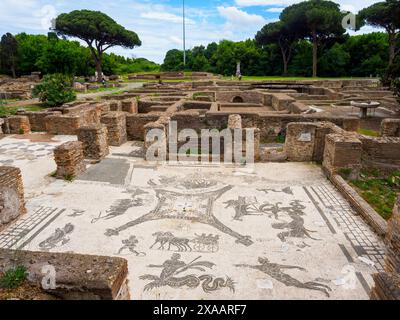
xmin=0 ymin=166 xmax=26 ymax=230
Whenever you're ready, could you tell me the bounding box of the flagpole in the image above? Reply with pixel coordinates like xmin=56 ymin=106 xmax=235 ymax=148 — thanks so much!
xmin=183 ymin=0 xmax=186 ymax=68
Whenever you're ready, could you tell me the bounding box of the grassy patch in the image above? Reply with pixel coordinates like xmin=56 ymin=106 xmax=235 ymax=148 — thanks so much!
xmin=0 ymin=266 xmax=28 ymax=289
xmin=349 ymin=170 xmax=400 ymax=220
xmin=357 ymin=128 xmax=379 ymax=137
xmin=0 ymin=105 xmax=45 ymax=117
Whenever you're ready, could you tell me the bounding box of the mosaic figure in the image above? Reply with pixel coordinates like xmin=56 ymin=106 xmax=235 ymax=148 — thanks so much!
xmin=117 ymin=235 xmax=146 ymax=256
xmin=150 ymin=232 xmax=220 ymax=253
xmin=271 ymin=201 xmax=320 ymax=242
xmin=39 ymin=223 xmax=74 ymax=251
xmin=140 ymin=254 xmax=235 ymax=293
xmin=191 ymin=233 xmax=220 ymax=253
xmin=236 ymin=257 xmax=331 ymax=297
xmin=105 ymin=186 xmax=253 ymax=246
xmin=91 ymin=188 xmax=148 ymax=223
xmin=150 ymin=232 xmax=192 ymax=252
xmin=258 ymin=187 xmax=294 ymax=195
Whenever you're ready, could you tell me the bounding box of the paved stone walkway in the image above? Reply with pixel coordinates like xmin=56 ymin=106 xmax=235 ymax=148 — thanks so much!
xmin=0 ymin=136 xmax=385 ymax=300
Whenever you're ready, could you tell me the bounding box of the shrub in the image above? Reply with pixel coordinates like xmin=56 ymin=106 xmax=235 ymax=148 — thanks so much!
xmin=32 ymin=74 xmax=76 ymax=107
xmin=0 ymin=266 xmax=27 ymax=289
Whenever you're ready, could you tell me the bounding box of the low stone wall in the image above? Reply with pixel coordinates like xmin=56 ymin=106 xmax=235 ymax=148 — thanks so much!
xmin=0 ymin=166 xmax=26 ymax=230
xmin=54 ymin=141 xmax=86 ymax=179
xmin=5 ymin=116 xmax=31 ymax=134
xmin=215 ymin=91 xmax=265 ymax=104
xmin=121 ymin=99 xmax=138 ymax=114
xmin=0 ymin=249 xmax=130 ymax=300
xmin=126 ymin=114 xmax=162 ymax=141
xmin=380 ymin=119 xmax=400 ymax=137
xmin=45 ymin=115 xmax=82 ymax=135
xmin=271 ymin=93 xmax=296 ymax=111
xmin=322 ymin=133 xmax=362 ymax=180
xmin=17 ymin=111 xmax=61 ymax=132
xmin=371 ymin=196 xmax=400 ymax=300
xmin=285 ymin=122 xmax=344 ymax=162
xmin=359 ymin=136 xmax=400 ymax=172
xmin=77 ymin=124 xmax=109 ymax=160
xmin=101 ymin=112 xmax=127 ymax=146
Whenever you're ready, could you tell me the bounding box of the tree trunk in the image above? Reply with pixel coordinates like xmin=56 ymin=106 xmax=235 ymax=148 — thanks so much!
xmin=389 ymin=32 xmax=396 ymax=66
xmin=95 ymin=57 xmax=103 ymax=83
xmin=283 ymin=59 xmax=288 ymax=76
xmin=280 ymin=46 xmax=288 ymax=76
xmin=312 ymin=30 xmax=318 ymax=78
xmin=11 ymin=66 xmax=16 ymax=79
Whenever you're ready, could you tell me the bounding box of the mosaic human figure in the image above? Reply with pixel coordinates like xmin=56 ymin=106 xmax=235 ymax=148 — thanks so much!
xmin=140 ymin=254 xmax=235 ymax=293
xmin=117 ymin=235 xmax=146 ymax=256
xmin=92 ymin=188 xmax=148 ymax=223
xmin=39 ymin=223 xmax=74 ymax=251
xmin=236 ymin=257 xmax=331 ymax=297
xmin=271 ymin=201 xmax=320 ymax=242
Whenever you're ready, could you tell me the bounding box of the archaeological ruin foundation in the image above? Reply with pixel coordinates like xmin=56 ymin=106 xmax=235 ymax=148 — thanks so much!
xmin=0 ymin=79 xmax=399 ymax=300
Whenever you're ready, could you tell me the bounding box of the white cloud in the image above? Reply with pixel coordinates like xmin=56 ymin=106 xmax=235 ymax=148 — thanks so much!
xmin=217 ymin=6 xmax=266 ymax=25
xmin=266 ymin=7 xmax=285 ymax=13
xmin=235 ymin=0 xmax=381 ymax=13
xmin=140 ymin=12 xmax=195 ymax=25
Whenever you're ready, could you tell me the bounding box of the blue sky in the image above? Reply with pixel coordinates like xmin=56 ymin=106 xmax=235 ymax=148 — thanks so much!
xmin=0 ymin=0 xmax=381 ymax=63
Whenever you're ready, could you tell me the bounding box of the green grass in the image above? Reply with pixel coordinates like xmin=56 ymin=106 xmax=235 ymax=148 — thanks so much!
xmin=357 ymin=128 xmax=379 ymax=137
xmin=349 ymin=170 xmax=400 ymax=220
xmin=0 ymin=105 xmax=45 ymax=117
xmin=0 ymin=266 xmax=27 ymax=289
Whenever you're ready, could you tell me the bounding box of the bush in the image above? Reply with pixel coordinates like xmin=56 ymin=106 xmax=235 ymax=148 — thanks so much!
xmin=32 ymin=74 xmax=76 ymax=107
xmin=0 ymin=266 xmax=27 ymax=289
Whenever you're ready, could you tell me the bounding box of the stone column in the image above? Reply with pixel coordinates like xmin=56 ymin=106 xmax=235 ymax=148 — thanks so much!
xmin=54 ymin=141 xmax=86 ymax=179
xmin=77 ymin=124 xmax=109 ymax=160
xmin=0 ymin=166 xmax=26 ymax=229
xmin=101 ymin=112 xmax=127 ymax=146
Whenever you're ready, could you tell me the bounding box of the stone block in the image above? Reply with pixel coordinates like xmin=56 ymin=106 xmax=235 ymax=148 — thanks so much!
xmin=54 ymin=141 xmax=86 ymax=179
xmin=323 ymin=133 xmax=362 ymax=180
xmin=0 ymin=166 xmax=26 ymax=229
xmin=381 ymin=119 xmax=400 ymax=137
xmin=121 ymin=99 xmax=138 ymax=114
xmin=77 ymin=124 xmax=109 ymax=160
xmin=7 ymin=116 xmax=31 ymax=134
xmin=101 ymin=112 xmax=127 ymax=146
xmin=0 ymin=249 xmax=130 ymax=300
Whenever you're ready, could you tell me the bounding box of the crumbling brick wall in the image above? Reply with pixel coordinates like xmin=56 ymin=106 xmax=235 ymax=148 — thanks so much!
xmin=45 ymin=115 xmax=82 ymax=135
xmin=77 ymin=124 xmax=109 ymax=160
xmin=359 ymin=136 xmax=400 ymax=172
xmin=126 ymin=114 xmax=161 ymax=141
xmin=285 ymin=122 xmax=344 ymax=162
xmin=380 ymin=119 xmax=400 ymax=137
xmin=371 ymin=196 xmax=400 ymax=300
xmin=101 ymin=112 xmax=127 ymax=146
xmin=322 ymin=133 xmax=362 ymax=180
xmin=54 ymin=141 xmax=86 ymax=179
xmin=5 ymin=116 xmax=31 ymax=134
xmin=121 ymin=99 xmax=138 ymax=113
xmin=17 ymin=111 xmax=61 ymax=132
xmin=0 ymin=166 xmax=26 ymax=230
